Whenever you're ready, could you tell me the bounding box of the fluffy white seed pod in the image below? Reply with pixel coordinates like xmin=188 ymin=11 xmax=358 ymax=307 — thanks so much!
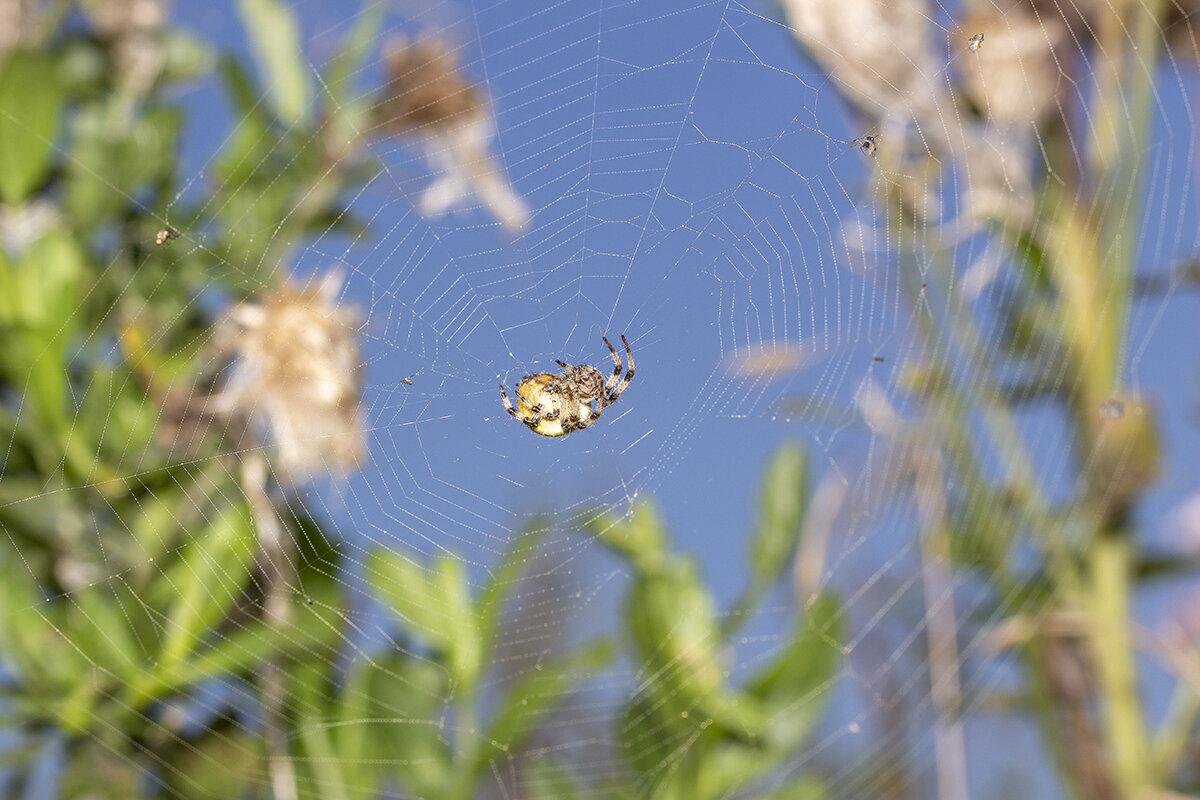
xmin=211 ymin=272 xmax=366 ymax=480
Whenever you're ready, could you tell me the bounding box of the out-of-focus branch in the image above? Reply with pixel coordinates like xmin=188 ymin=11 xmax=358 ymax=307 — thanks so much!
xmin=912 ymin=445 xmax=967 ymax=800
xmin=242 ymin=452 xmax=298 ymax=800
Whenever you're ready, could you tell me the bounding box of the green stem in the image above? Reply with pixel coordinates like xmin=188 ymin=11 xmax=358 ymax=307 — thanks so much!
xmin=1151 ymin=678 xmax=1200 ymax=782
xmin=1090 ymin=532 xmax=1147 ymax=794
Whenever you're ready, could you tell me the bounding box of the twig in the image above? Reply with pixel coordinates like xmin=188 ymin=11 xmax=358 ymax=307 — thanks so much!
xmin=241 ymin=452 xmax=298 ymax=800
xmin=912 ymin=445 xmax=968 ymax=800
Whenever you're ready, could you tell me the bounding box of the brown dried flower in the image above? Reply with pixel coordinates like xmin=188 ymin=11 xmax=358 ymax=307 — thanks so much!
xmin=82 ymin=0 xmax=168 ymax=121
xmin=377 ymin=36 xmax=529 ymax=231
xmin=210 ymin=272 xmax=366 ymax=480
xmin=379 ymin=36 xmax=486 ymax=135
xmin=0 ymin=0 xmax=39 ymax=59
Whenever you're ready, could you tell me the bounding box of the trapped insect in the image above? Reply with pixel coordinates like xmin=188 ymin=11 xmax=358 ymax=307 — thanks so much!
xmin=155 ymin=227 xmax=179 ymax=245
xmin=501 ymin=335 xmax=635 ymax=437
xmin=848 ymin=135 xmax=877 ymax=157
xmin=968 ymin=33 xmax=984 ymax=51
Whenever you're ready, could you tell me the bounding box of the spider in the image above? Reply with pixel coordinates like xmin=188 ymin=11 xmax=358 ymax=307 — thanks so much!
xmin=500 ymin=335 xmax=635 ymax=437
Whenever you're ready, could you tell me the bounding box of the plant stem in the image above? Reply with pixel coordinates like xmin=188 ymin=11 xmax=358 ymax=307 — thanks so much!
xmin=1090 ymin=532 xmax=1148 ymax=795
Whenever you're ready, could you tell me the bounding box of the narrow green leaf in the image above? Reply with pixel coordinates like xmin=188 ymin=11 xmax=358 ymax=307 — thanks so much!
xmin=65 ymin=583 xmax=144 ymax=685
xmin=136 ymin=595 xmax=343 ymax=698
xmin=155 ymin=503 xmax=258 ymax=671
xmin=436 ymin=555 xmax=482 ymax=689
xmin=585 ymin=501 xmax=667 ymax=570
xmin=476 ymin=640 xmax=614 ymax=774
xmin=339 ymin=652 xmax=452 ymax=799
xmin=325 ymin=3 xmax=385 ymax=98
xmin=0 ymin=50 xmax=63 ymax=203
xmin=746 ymin=592 xmax=842 ymax=747
xmin=750 ymin=442 xmax=808 ymax=586
xmin=477 ymin=518 xmax=550 ymax=660
xmin=367 ymin=549 xmax=483 ymax=690
xmin=236 ymin=0 xmax=311 ymax=125
xmin=628 ymin=561 xmax=766 ymax=741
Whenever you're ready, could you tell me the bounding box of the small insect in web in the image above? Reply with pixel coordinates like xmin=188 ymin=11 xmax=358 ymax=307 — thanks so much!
xmin=501 ymin=335 xmax=635 ymax=437
xmin=967 ymin=33 xmax=984 ymax=52
xmin=402 ymin=376 xmax=414 ymax=386
xmin=155 ymin=226 xmax=179 ymax=245
xmin=848 ymin=135 xmax=878 ymax=157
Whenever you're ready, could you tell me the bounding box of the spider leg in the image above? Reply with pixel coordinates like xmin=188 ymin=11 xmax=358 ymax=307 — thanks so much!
xmin=559 ymin=401 xmax=597 ymax=433
xmin=571 ymin=403 xmax=600 ymax=430
xmin=602 ymin=336 xmax=623 ymax=392
xmin=502 ymin=384 xmax=547 ymax=428
xmin=601 ymin=335 xmax=635 ymax=407
xmin=500 ymin=385 xmax=522 ymax=419
xmin=555 ymin=359 xmax=573 ymax=371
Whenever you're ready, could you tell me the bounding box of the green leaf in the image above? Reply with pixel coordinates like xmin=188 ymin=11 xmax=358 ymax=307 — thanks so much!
xmin=367 ymin=549 xmax=483 ymax=690
xmin=627 ymin=560 xmax=766 ymax=741
xmin=237 ymin=0 xmax=311 ymax=125
xmin=585 ymin=501 xmax=667 ymax=570
xmin=746 ymin=592 xmax=842 ymax=747
xmin=65 ymin=583 xmax=144 ymax=686
xmin=472 ymin=640 xmax=614 ymax=782
xmin=0 ymin=50 xmax=63 ymax=203
xmin=477 ymin=518 xmax=549 ymax=661
xmin=750 ymin=442 xmax=808 ymax=587
xmin=136 ymin=594 xmax=343 ymax=698
xmin=0 ymin=232 xmax=86 ymax=447
xmin=325 ymin=2 xmax=385 ymax=99
xmin=154 ymin=502 xmax=258 ymax=672
xmin=322 ymin=2 xmax=385 ymax=156
xmin=159 ymin=30 xmax=217 ymax=84
xmin=337 ymin=651 xmax=452 ymax=799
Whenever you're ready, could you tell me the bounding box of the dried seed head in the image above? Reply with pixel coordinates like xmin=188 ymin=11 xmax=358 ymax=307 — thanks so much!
xmin=83 ymin=0 xmax=167 ymax=117
xmin=782 ymin=0 xmax=941 ymax=118
xmin=378 ymin=36 xmax=485 ymax=136
xmin=0 ymin=0 xmax=39 ymax=60
xmin=212 ymin=272 xmax=366 ymax=480
xmin=377 ymin=35 xmax=530 ymax=231
xmin=958 ymin=4 xmax=1067 ymax=129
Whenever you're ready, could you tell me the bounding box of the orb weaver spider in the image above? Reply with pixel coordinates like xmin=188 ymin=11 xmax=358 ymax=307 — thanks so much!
xmin=500 ymin=335 xmax=635 ymax=437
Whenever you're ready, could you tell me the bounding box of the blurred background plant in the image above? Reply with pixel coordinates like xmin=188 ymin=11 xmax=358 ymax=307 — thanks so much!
xmin=784 ymin=0 xmax=1200 ymax=798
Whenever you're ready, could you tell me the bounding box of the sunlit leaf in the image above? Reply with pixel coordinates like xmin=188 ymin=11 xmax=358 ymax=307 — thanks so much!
xmin=586 ymin=501 xmax=667 ymax=570
xmin=474 ymin=640 xmax=614 ymax=779
xmin=237 ymin=0 xmax=312 ymax=125
xmin=367 ymin=549 xmax=483 ymax=690
xmin=750 ymin=442 xmax=809 ymax=587
xmin=154 ymin=503 xmax=258 ymax=671
xmin=0 ymin=51 xmax=62 ymax=203
xmin=477 ymin=517 xmax=549 ymax=660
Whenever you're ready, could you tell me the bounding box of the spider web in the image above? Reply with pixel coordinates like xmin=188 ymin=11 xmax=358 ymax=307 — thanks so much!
xmin=2 ymin=0 xmax=1199 ymax=797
